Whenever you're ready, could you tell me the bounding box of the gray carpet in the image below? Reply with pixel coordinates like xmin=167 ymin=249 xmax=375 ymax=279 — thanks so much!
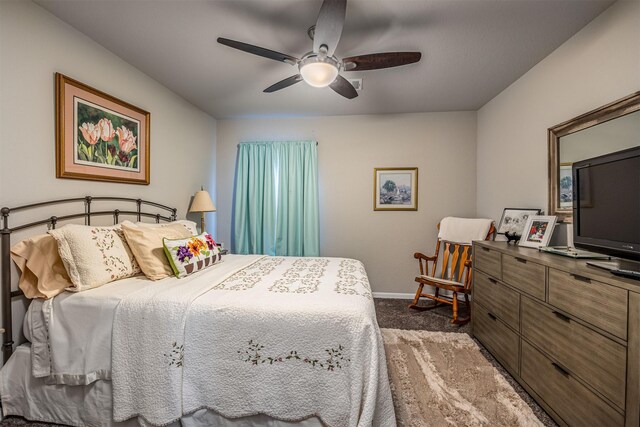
xmin=2 ymin=298 xmax=555 ymax=426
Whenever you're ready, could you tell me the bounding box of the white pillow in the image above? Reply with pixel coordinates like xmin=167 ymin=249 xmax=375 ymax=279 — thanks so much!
xmin=130 ymin=219 xmax=198 ymax=235
xmin=49 ymin=224 xmax=141 ymax=292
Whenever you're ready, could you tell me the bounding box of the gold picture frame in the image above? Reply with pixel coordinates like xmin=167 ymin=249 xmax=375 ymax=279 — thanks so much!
xmin=374 ymin=167 xmax=418 ymax=211
xmin=56 ymin=73 xmax=150 ymax=185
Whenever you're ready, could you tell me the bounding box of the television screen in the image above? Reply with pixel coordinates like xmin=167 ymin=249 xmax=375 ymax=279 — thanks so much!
xmin=574 ymin=147 xmax=640 ymax=260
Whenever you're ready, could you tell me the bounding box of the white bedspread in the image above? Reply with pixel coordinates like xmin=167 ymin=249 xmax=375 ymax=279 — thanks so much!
xmin=112 ymin=255 xmax=394 ymax=427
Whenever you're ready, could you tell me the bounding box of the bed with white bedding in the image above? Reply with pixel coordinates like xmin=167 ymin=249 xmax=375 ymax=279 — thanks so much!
xmin=4 ymin=254 xmax=395 ymax=426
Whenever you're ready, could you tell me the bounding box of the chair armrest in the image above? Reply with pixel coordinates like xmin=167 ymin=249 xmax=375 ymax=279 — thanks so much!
xmin=414 ymin=252 xmax=437 ymax=261
xmin=414 ymin=252 xmax=437 ymax=276
xmin=463 ymin=259 xmax=474 ymax=290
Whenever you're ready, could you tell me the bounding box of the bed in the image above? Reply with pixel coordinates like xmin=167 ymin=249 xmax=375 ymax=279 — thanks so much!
xmin=0 ymin=197 xmax=394 ymax=427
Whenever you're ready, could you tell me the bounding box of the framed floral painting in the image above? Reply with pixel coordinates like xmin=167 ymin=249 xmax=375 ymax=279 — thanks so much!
xmin=56 ymin=73 xmax=150 ymax=184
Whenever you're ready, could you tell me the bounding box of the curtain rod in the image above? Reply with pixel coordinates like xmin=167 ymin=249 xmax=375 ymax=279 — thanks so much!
xmin=237 ymin=141 xmax=318 ymax=146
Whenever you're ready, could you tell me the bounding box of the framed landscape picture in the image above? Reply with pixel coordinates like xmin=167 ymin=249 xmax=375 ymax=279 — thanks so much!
xmin=559 ymin=163 xmax=573 ymax=209
xmin=374 ymin=167 xmax=418 ymax=211
xmin=496 ymin=208 xmax=542 ymax=235
xmin=519 ymin=215 xmax=557 ymax=248
xmin=56 ymin=73 xmax=150 ymax=185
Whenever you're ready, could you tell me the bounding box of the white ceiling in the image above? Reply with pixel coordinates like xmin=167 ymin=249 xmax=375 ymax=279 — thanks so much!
xmin=35 ymin=0 xmax=614 ymax=119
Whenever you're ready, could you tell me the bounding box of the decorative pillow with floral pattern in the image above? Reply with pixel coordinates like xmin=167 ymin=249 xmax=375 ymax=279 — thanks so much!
xmin=163 ymin=232 xmax=221 ymax=278
xmin=49 ymin=224 xmax=141 ymax=292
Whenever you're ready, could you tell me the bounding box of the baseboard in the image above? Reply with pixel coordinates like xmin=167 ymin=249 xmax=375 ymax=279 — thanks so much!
xmin=372 ymin=292 xmax=415 ymax=300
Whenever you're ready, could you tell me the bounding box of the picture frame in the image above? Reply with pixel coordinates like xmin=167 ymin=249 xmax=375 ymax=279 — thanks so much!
xmin=496 ymin=208 xmax=542 ymax=235
xmin=374 ymin=167 xmax=418 ymax=211
xmin=559 ymin=163 xmax=573 ymax=209
xmin=519 ymin=215 xmax=558 ymax=248
xmin=56 ymin=73 xmax=150 ymax=185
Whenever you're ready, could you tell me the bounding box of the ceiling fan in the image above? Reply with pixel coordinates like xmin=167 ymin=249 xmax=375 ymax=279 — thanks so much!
xmin=217 ymin=0 xmax=421 ymax=99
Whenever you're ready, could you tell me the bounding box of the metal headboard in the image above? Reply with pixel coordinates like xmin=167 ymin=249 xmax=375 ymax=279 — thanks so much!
xmin=1 ymin=196 xmax=178 ymax=364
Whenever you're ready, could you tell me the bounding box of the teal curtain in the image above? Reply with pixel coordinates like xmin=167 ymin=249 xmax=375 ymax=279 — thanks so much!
xmin=233 ymin=141 xmax=319 ymax=256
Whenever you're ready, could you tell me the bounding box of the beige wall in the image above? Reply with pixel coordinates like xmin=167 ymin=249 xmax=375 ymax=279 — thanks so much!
xmin=217 ymin=112 xmax=477 ymax=294
xmin=476 ymin=0 xmax=640 ymax=222
xmin=0 ymin=1 xmax=216 ymax=350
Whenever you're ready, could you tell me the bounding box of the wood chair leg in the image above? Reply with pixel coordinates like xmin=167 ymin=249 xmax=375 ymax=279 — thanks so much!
xmin=409 ymin=283 xmax=425 ymax=310
xmin=450 ymin=293 xmax=471 ymax=326
xmin=410 ymin=283 xmax=423 ymax=304
xmin=451 ymin=292 xmax=458 ymax=324
xmin=409 ymin=283 xmax=444 ymax=311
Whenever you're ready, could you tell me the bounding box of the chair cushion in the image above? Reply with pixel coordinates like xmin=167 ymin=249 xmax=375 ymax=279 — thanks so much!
xmin=438 ymin=217 xmax=493 ymax=244
xmin=417 ymin=275 xmax=464 ymax=288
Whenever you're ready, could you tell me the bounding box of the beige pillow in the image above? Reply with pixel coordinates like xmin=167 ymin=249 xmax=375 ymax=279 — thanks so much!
xmin=121 ymin=221 xmax=193 ymax=280
xmin=133 ymin=220 xmax=198 ymax=235
xmin=10 ymin=234 xmax=72 ymax=299
xmin=49 ymin=224 xmax=141 ymax=292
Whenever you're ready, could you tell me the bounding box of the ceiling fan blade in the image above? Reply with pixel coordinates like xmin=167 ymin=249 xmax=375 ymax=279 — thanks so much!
xmin=264 ymin=75 xmax=303 ymax=93
xmin=217 ymin=37 xmax=298 ymax=64
xmin=313 ymin=0 xmax=346 ymax=56
xmin=342 ymin=52 xmax=422 ymax=71
xmin=329 ymin=75 xmax=358 ymax=99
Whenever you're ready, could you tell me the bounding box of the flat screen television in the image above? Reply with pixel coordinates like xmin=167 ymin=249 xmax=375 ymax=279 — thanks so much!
xmin=573 ymin=146 xmax=640 ymax=263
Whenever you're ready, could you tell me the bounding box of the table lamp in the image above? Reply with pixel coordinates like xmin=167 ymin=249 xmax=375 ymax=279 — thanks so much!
xmin=189 ymin=186 xmax=216 ymax=233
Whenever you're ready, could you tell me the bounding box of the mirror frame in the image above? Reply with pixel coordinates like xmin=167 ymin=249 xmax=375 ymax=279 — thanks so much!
xmin=548 ymin=91 xmax=640 ymax=222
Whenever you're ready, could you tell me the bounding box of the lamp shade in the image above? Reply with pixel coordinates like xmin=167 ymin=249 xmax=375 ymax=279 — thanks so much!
xmin=300 ymin=62 xmax=339 ymax=87
xmin=298 ymin=55 xmax=339 ymax=88
xmin=189 ymin=190 xmax=216 ymax=213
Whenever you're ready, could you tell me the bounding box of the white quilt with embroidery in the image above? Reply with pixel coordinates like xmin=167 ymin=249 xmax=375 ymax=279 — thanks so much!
xmin=112 ymin=255 xmax=395 ymax=427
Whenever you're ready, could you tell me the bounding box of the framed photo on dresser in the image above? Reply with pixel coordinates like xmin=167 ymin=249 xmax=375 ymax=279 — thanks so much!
xmin=519 ymin=215 xmax=557 ymax=248
xmin=496 ymin=208 xmax=542 ymax=235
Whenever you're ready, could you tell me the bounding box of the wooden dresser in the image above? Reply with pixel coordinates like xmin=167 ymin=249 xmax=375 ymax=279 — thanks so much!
xmin=472 ymin=241 xmax=640 ymax=427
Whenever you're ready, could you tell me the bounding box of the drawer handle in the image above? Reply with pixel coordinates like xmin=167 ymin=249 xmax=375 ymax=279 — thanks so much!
xmin=481 ymin=247 xmax=490 ymax=252
xmin=515 ymin=257 xmax=527 ymax=264
xmin=552 ymin=362 xmax=570 ymax=377
xmin=488 ymin=277 xmax=498 ymax=284
xmin=552 ymin=311 xmax=571 ymax=323
xmin=571 ymin=274 xmax=591 ymax=284
xmin=487 ymin=312 xmax=497 ymax=321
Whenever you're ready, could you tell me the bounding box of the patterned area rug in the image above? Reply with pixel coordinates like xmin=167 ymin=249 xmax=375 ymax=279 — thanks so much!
xmin=383 ymin=328 xmax=544 ymax=427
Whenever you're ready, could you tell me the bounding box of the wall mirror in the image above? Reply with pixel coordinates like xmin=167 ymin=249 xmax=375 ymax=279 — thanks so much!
xmin=548 ymin=92 xmax=640 ymax=222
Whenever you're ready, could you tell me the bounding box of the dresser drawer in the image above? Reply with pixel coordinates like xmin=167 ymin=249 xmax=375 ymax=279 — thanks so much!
xmin=521 ymin=296 xmax=626 ymax=409
xmin=521 ymin=340 xmax=624 ymax=427
xmin=474 ymin=271 xmax=520 ymax=330
xmin=502 ymin=254 xmax=545 ymax=300
xmin=474 ymin=245 xmax=502 ymax=279
xmin=473 ymin=302 xmax=519 ymax=375
xmin=548 ymin=269 xmax=628 ymax=340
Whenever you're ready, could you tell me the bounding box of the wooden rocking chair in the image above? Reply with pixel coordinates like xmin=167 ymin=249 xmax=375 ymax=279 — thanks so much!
xmin=409 ymin=217 xmax=496 ymax=325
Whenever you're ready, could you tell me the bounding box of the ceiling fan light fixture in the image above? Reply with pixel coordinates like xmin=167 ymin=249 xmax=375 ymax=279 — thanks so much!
xmin=299 ymin=55 xmax=339 ymax=88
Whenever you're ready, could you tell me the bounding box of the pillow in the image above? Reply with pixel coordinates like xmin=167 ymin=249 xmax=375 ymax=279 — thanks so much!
xmin=49 ymin=224 xmax=141 ymax=292
xmin=132 ymin=220 xmax=198 ymax=235
xmin=10 ymin=234 xmax=72 ymax=299
xmin=163 ymin=232 xmax=221 ymax=278
xmin=121 ymin=221 xmax=193 ymax=280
